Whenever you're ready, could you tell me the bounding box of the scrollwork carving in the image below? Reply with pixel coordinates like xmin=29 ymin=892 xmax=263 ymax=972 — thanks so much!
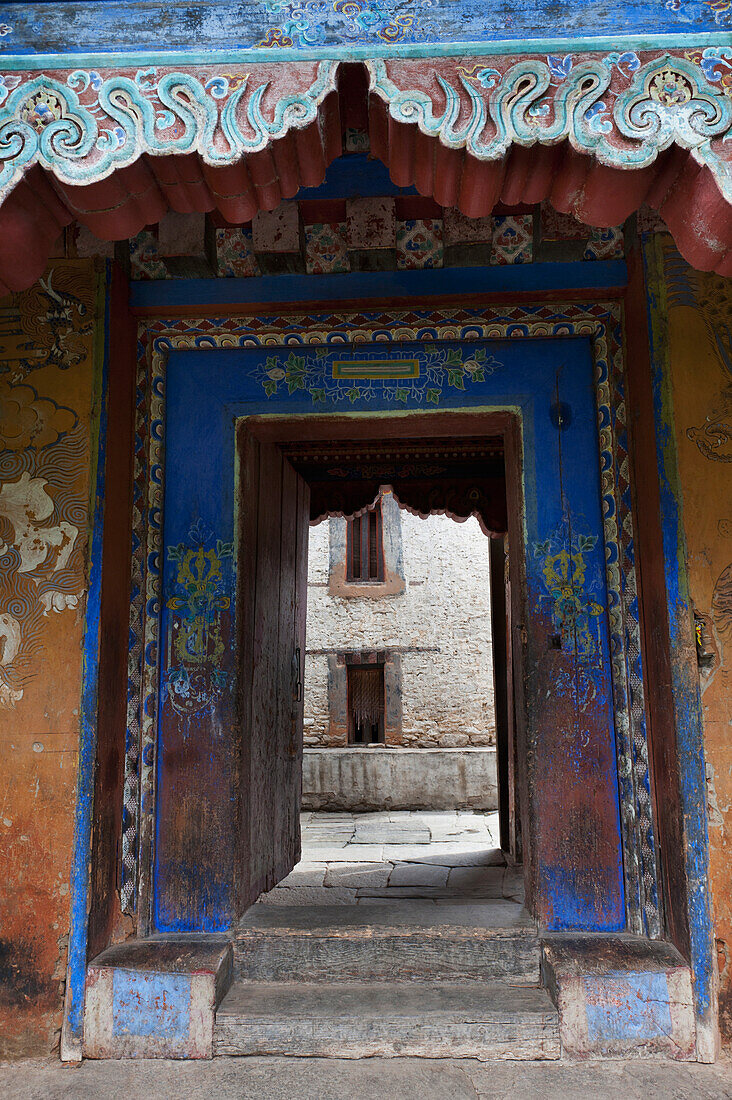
xmin=0 ymin=53 xmax=730 ymax=208
xmin=615 ymin=55 xmax=732 ymax=154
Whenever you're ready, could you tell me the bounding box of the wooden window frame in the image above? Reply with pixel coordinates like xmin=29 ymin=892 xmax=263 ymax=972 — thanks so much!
xmin=346 ymin=662 xmax=386 ymax=745
xmin=346 ymin=500 xmax=385 ymax=583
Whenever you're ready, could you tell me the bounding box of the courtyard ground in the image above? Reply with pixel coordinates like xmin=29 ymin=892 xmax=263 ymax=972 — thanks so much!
xmin=2 ymin=1053 xmax=732 ymax=1099
xmin=259 ymin=810 xmax=520 ymax=905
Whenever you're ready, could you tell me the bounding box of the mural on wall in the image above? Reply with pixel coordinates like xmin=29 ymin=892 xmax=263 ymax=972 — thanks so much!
xmin=0 ymin=268 xmax=94 ymax=381
xmin=534 ymin=521 xmax=604 ymax=664
xmin=664 ymin=248 xmax=732 ymax=462
xmin=532 ymin=520 xmax=606 ymax=751
xmin=659 ymin=236 xmax=732 ymax=1037
xmin=0 ymin=258 xmax=97 ymax=1057
xmin=255 ymin=344 xmax=499 ymax=405
xmin=0 ymin=262 xmax=94 ymax=710
xmin=164 ymin=519 xmax=233 ymax=720
xmin=712 ymin=557 xmax=732 ymax=638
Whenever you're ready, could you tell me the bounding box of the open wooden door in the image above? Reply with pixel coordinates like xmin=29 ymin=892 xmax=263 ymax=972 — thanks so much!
xmin=236 ymin=425 xmax=310 ymax=915
xmin=489 ymin=534 xmax=521 ymax=863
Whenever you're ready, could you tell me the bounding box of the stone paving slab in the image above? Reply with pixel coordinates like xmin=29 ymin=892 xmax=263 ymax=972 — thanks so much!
xmin=380 ymin=844 xmax=504 ymax=865
xmin=388 ymin=863 xmax=450 ymax=887
xmin=239 ymin=900 xmax=535 ymax=930
xmin=258 ymin=887 xmax=359 ymax=906
xmin=298 ymin=844 xmax=385 ymax=862
xmin=2 ymin=1056 xmax=732 ymax=1099
xmin=262 ymin=810 xmax=515 ymax=906
xmin=355 ymin=885 xmax=505 ymax=900
xmin=352 ymin=824 xmax=431 ymax=843
xmin=278 ymin=863 xmax=328 ymax=887
xmin=324 ymin=864 xmax=393 ymax=888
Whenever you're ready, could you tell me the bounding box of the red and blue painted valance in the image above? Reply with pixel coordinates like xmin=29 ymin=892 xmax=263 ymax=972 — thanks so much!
xmin=1 ymin=49 xmax=732 ymax=289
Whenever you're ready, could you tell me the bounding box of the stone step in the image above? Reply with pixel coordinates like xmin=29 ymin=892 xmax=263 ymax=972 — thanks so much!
xmin=214 ymin=980 xmax=559 ymax=1059
xmin=234 ymin=901 xmax=540 ymax=984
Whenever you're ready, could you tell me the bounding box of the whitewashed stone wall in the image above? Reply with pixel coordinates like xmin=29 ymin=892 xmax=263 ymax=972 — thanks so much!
xmin=304 ymin=501 xmax=495 ymax=747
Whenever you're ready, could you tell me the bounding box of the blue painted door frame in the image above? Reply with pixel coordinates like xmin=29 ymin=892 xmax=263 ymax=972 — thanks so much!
xmin=153 ymin=334 xmax=625 ymax=934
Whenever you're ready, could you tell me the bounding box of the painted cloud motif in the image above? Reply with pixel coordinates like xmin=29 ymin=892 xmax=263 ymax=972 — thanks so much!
xmin=0 ymin=375 xmax=88 ymax=709
xmin=0 ymin=472 xmax=78 ymax=576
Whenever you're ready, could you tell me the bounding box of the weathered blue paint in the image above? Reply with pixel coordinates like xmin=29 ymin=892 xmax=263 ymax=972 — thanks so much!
xmin=112 ymin=970 xmax=191 ymax=1039
xmin=130 ymin=261 xmax=629 ymax=311
xmin=3 ymin=34 xmax=732 ymax=70
xmin=2 ymin=0 xmax=730 ymax=59
xmin=154 ymin=329 xmax=625 ymax=933
xmin=584 ymin=972 xmax=672 ymax=1042
xmin=63 ymin=265 xmax=110 ymax=1049
xmin=642 ymin=242 xmax=716 ymax=1035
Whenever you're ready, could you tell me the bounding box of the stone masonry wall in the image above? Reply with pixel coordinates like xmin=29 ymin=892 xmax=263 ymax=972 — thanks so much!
xmin=303 ymin=501 xmax=495 ymax=748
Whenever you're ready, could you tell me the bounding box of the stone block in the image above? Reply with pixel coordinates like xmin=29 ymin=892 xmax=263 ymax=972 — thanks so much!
xmin=214 ymin=981 xmax=559 ymax=1060
xmin=447 ymin=866 xmax=505 ymax=893
xmin=278 ymin=861 xmax=328 ymax=887
xmin=542 ymin=935 xmax=696 ymax=1060
xmin=324 ymin=862 xmax=392 ymax=888
xmin=257 ymin=886 xmax=358 ymax=905
xmin=383 ymin=843 xmax=504 ymax=866
xmin=84 ymin=936 xmax=232 ymax=1059
xmin=388 ymin=863 xmax=450 ymax=887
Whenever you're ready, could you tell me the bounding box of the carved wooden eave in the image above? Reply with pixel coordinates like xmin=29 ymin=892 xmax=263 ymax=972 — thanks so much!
xmin=2 ymin=49 xmax=732 ymax=292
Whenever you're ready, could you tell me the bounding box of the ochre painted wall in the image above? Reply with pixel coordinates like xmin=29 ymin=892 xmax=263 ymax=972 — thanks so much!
xmin=0 ymin=259 xmax=101 ymax=1056
xmin=661 ymin=242 xmax=732 ymax=1042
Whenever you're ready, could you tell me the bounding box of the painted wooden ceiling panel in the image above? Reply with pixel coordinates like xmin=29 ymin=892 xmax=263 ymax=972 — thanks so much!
xmin=0 ymin=0 xmax=730 ymax=57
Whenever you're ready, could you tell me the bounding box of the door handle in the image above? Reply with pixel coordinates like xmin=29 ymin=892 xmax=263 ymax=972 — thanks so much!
xmin=292 ymin=646 xmax=302 ymax=702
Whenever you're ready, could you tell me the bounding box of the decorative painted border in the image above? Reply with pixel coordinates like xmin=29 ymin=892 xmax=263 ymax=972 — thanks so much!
xmin=1 ymin=0 xmax=731 ymax=61
xmin=1 ymin=50 xmax=732 ymax=204
xmin=122 ymin=300 xmax=659 ymax=939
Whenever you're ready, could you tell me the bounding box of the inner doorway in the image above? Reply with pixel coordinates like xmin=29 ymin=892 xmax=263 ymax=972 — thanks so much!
xmin=235 ymin=414 xmax=521 ymax=917
xmin=261 ymin=486 xmax=514 ymax=907
xmin=217 ymin=411 xmax=551 ymax=1059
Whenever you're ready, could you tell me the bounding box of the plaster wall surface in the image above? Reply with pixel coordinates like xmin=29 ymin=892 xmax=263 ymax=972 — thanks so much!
xmin=0 ymin=260 xmax=100 ymax=1056
xmin=660 ymin=243 xmax=732 ymax=1044
xmin=303 ymin=505 xmax=495 ymax=749
xmin=302 ymin=746 xmax=498 ymax=811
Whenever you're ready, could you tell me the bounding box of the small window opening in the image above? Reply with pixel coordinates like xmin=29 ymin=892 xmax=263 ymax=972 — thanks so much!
xmin=346 ymin=500 xmax=384 ymax=582
xmin=347 ymin=664 xmax=385 ymax=744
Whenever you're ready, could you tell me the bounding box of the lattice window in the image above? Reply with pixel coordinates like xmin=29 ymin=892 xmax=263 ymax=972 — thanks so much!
xmin=347 ymin=664 xmax=385 ymax=745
